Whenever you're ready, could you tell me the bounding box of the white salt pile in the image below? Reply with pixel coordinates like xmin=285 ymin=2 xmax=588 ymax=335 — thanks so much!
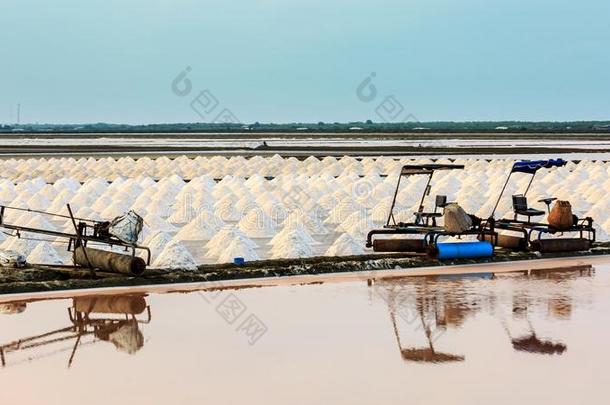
xmin=27 ymin=242 xmax=64 ymax=265
xmin=282 ymin=210 xmax=328 ymax=234
xmin=174 ymin=211 xmax=223 ymax=241
xmin=26 ymin=214 xmax=58 ymax=232
xmin=143 ymin=231 xmax=174 ymax=259
xmin=269 ymin=223 xmax=318 ymax=246
xmin=238 ymin=209 xmax=277 ymax=238
xmin=216 ymin=238 xmax=260 ymax=264
xmin=269 ymin=230 xmax=314 ymax=259
xmin=1 ymin=237 xmax=40 ymax=256
xmin=325 ymin=233 xmax=366 ymax=256
xmin=205 ymin=226 xmax=258 ymax=258
xmin=152 ymin=240 xmax=197 ymax=270
xmin=144 ymin=214 xmax=177 ymax=233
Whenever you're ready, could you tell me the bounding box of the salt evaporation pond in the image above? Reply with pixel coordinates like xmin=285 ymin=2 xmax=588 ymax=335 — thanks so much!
xmin=1 ymin=259 xmax=609 ymax=404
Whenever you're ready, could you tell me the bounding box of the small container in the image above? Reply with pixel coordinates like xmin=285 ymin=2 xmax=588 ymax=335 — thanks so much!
xmin=233 ymin=257 xmax=245 ymax=265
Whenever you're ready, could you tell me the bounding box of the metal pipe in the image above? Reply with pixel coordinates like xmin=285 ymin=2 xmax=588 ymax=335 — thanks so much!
xmin=417 ymin=173 xmax=434 ymax=214
xmin=0 ymin=204 xmax=103 ymax=224
xmin=73 ymin=246 xmax=146 ymax=275
xmin=67 ymin=204 xmax=92 ymax=268
xmin=524 ymin=172 xmax=536 ymax=196
xmin=386 ymin=174 xmax=403 ymax=226
xmin=490 ymin=172 xmax=512 ymax=219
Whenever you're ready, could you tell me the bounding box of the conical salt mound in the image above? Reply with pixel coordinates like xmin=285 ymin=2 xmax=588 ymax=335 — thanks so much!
xmin=269 ymin=223 xmax=318 ymax=246
xmin=269 ymin=230 xmax=314 ymax=259
xmin=152 ymin=240 xmax=197 ymax=270
xmin=143 ymin=231 xmax=173 ymax=260
xmin=325 ymin=233 xmax=365 ymax=256
xmin=216 ymin=238 xmax=260 ymax=264
xmin=1 ymin=237 xmax=40 ymax=256
xmin=167 ymin=203 xmax=196 ymax=225
xmin=27 ymin=242 xmax=64 ymax=264
xmin=205 ymin=227 xmax=257 ymax=258
xmin=238 ymin=209 xmax=277 ymax=238
xmin=282 ymin=210 xmax=328 ymax=234
xmin=143 ymin=214 xmax=177 ymax=233
xmin=25 ymin=214 xmax=58 ymax=232
xmin=174 ymin=212 xmax=223 ymax=241
xmin=214 ymin=200 xmax=242 ymax=222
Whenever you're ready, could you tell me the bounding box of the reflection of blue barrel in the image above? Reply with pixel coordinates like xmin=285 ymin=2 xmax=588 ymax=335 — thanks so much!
xmin=436 ymin=241 xmax=493 ymax=260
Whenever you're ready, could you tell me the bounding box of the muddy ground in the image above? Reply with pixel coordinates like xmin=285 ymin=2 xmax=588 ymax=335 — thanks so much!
xmin=2 ymin=244 xmax=610 ymax=295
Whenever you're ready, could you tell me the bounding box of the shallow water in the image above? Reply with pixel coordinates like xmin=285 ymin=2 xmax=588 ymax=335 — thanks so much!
xmin=1 ymin=262 xmax=609 ymax=404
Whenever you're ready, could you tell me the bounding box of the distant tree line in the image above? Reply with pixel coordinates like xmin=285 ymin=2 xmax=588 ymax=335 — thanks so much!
xmin=1 ymin=121 xmax=610 ymax=134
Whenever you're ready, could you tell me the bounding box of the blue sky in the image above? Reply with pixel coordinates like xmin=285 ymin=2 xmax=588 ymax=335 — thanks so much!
xmin=1 ymin=0 xmax=609 ymax=124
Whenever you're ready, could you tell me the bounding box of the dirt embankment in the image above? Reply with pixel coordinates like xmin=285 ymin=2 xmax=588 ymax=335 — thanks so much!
xmin=2 ymin=244 xmax=610 ymax=295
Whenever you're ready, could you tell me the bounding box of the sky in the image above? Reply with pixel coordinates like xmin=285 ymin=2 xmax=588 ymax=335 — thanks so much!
xmin=1 ymin=0 xmax=609 ymax=124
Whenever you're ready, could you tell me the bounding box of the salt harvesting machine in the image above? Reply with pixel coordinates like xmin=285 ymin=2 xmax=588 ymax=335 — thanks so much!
xmin=366 ymin=159 xmax=596 ymax=258
xmin=485 ymin=158 xmax=596 ymax=253
xmin=366 ymin=163 xmax=498 ymax=260
xmin=0 ymin=204 xmax=150 ymax=275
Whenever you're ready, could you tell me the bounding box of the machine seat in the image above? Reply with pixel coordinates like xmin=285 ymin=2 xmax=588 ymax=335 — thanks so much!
xmin=512 ymin=195 xmax=545 ymax=223
xmin=515 ymin=208 xmax=545 ymax=217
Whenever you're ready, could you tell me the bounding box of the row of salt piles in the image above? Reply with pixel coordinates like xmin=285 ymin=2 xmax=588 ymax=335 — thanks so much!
xmin=3 ymin=158 xmax=610 ymax=266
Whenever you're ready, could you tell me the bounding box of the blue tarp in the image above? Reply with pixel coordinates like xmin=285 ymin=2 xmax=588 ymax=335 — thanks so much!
xmin=511 ymin=159 xmax=567 ymax=174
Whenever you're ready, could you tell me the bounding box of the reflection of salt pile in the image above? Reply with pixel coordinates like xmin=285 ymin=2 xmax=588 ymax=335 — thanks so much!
xmin=325 ymin=233 xmax=365 ymax=256
xmin=27 ymin=242 xmax=64 ymax=264
xmin=152 ymin=240 xmax=197 ymax=270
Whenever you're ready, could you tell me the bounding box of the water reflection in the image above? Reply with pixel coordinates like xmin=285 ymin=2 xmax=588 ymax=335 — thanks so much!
xmin=372 ymin=264 xmax=594 ymax=363
xmin=388 ymin=293 xmax=465 ymax=363
xmin=0 ymin=263 xmax=598 ymax=371
xmin=0 ymin=294 xmax=150 ymax=368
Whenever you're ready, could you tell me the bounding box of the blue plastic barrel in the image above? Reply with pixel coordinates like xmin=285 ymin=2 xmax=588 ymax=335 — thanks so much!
xmin=233 ymin=257 xmax=245 ymax=265
xmin=436 ymin=241 xmax=493 ymax=260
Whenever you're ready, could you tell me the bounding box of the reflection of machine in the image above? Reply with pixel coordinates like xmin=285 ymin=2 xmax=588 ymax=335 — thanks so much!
xmin=0 ymin=294 xmax=151 ymax=368
xmin=0 ymin=302 xmax=27 ymax=315
xmin=509 ymin=327 xmax=566 ymax=355
xmin=374 ymin=265 xmax=591 ymax=363
xmin=385 ymin=284 xmax=465 ymax=363
xmin=502 ymin=315 xmax=566 ymax=356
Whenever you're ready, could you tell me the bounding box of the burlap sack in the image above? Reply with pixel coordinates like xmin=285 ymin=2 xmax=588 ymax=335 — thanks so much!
xmin=547 ymin=200 xmax=573 ymax=230
xmin=443 ymin=203 xmax=473 ymax=233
